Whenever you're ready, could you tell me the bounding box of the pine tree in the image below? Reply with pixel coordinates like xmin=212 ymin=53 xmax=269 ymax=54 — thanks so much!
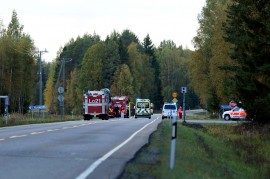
xmin=143 ymin=34 xmax=162 ymax=109
xmin=223 ymin=0 xmax=270 ymax=123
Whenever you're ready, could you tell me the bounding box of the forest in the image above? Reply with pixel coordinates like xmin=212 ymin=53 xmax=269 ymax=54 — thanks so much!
xmin=0 ymin=0 xmax=269 ymax=123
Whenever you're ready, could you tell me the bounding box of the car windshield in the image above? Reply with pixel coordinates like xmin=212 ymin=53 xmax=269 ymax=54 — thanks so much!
xmin=164 ymin=105 xmax=176 ymax=110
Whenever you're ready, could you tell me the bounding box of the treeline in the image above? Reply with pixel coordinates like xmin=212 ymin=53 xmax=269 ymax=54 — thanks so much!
xmin=0 ymin=11 xmax=36 ymax=113
xmin=190 ymin=0 xmax=270 ymax=123
xmin=44 ymin=32 xmax=198 ymax=114
xmin=1 ymin=0 xmax=269 ymax=124
xmin=0 ymin=11 xmax=197 ymax=115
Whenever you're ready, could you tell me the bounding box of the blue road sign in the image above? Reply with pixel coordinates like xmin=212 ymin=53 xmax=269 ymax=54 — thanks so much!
xmin=29 ymin=105 xmax=47 ymax=110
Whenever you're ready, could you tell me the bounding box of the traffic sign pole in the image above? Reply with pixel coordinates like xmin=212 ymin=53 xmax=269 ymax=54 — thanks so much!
xmin=181 ymin=87 xmax=187 ymax=123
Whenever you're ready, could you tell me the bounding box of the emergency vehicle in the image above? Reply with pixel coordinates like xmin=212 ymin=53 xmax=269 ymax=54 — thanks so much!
xmin=109 ymin=96 xmax=130 ymax=118
xmin=135 ymin=99 xmax=151 ymax=119
xmin=222 ymin=106 xmax=247 ymax=120
xmin=83 ymin=88 xmax=111 ymax=120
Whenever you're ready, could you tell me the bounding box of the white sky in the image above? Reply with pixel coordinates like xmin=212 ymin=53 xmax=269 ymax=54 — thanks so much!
xmin=0 ymin=0 xmax=205 ymax=62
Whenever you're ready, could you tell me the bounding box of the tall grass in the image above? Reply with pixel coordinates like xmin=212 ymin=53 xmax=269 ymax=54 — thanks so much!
xmin=0 ymin=113 xmax=81 ymax=127
xmin=120 ymin=121 xmax=270 ymax=178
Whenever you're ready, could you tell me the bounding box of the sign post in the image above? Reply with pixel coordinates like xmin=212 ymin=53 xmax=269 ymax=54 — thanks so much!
xmin=181 ymin=87 xmax=187 ymax=123
xmin=58 ymin=87 xmax=64 ymax=120
xmin=170 ymin=115 xmax=177 ymax=170
xmin=0 ymin=96 xmax=9 ymax=124
xmin=29 ymin=105 xmax=47 ymax=119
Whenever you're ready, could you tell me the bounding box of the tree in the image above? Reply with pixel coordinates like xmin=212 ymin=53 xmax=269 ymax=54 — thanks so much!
xmin=65 ymin=69 xmax=81 ymax=114
xmin=143 ymin=34 xmax=163 ymax=109
xmin=223 ymin=0 xmax=270 ymax=123
xmin=119 ymin=29 xmax=141 ymax=64
xmin=125 ymin=42 xmax=154 ymax=98
xmin=44 ymin=60 xmax=58 ymax=113
xmin=157 ymin=40 xmax=183 ymax=102
xmin=0 ymin=10 xmax=35 ymax=113
xmin=189 ymin=0 xmax=233 ymax=111
xmin=110 ymin=64 xmax=134 ymax=99
xmin=103 ymin=32 xmax=121 ymax=88
xmin=78 ymin=42 xmax=105 ymax=91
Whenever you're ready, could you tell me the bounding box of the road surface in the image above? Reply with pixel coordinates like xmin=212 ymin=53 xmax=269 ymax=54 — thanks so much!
xmin=0 ymin=115 xmax=161 ymax=179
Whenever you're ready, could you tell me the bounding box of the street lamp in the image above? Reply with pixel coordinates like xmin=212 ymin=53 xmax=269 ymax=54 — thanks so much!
xmin=37 ymin=49 xmax=48 ymax=105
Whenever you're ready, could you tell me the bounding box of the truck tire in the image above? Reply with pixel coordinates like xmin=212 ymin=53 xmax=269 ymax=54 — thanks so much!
xmin=224 ymin=114 xmax=230 ymax=121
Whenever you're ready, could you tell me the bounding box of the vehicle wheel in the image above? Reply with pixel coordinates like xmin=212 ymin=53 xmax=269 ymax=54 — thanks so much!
xmin=149 ymin=116 xmax=151 ymax=119
xmin=135 ymin=116 xmax=137 ymax=118
xmin=224 ymin=115 xmax=230 ymax=121
xmin=162 ymin=116 xmax=164 ymax=119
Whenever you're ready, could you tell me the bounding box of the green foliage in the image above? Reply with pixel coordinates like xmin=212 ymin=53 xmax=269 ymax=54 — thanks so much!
xmin=103 ymin=33 xmax=121 ymax=88
xmin=121 ymin=121 xmax=269 ymax=178
xmin=0 ymin=10 xmax=35 ymax=113
xmin=110 ymin=64 xmax=134 ymax=99
xmin=44 ymin=60 xmax=58 ymax=113
xmin=78 ymin=42 xmax=105 ymax=90
xmin=189 ymin=0 xmax=234 ymax=111
xmin=157 ymin=41 xmax=193 ymax=106
xmin=223 ymin=0 xmax=270 ymax=123
xmin=1 ymin=10 xmax=199 ymax=115
xmin=143 ymin=34 xmax=163 ymax=109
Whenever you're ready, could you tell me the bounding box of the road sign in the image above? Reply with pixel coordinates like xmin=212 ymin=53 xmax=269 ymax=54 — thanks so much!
xmin=229 ymin=100 xmax=236 ymax=108
xmin=172 ymin=92 xmax=178 ymax=98
xmin=181 ymin=87 xmax=187 ymax=93
xmin=29 ymin=105 xmax=47 ymax=110
xmin=172 ymin=98 xmax=178 ymax=103
xmin=58 ymin=95 xmax=64 ymax=102
xmin=58 ymin=87 xmax=64 ymax=94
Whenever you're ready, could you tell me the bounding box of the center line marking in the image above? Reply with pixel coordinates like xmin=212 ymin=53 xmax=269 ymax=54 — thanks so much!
xmin=76 ymin=119 xmax=157 ymax=179
xmin=30 ymin=131 xmax=44 ymax=135
xmin=10 ymin=135 xmax=27 ymax=138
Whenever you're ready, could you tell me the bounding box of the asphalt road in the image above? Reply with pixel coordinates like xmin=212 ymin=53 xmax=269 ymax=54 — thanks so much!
xmin=0 ymin=115 xmax=162 ymax=179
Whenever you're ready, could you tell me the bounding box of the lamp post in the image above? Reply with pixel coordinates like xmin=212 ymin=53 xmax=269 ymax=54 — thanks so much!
xmin=37 ymin=49 xmax=48 ymax=106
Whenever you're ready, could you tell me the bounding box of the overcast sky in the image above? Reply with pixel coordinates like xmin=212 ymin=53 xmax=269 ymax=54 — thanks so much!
xmin=1 ymin=0 xmax=206 ymax=62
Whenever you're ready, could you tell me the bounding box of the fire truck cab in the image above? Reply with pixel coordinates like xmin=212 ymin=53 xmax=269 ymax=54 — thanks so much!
xmin=83 ymin=88 xmax=110 ymax=120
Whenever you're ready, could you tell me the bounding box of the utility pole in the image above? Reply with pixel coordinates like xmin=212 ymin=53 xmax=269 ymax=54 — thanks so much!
xmin=60 ymin=58 xmax=72 ymax=116
xmin=37 ymin=49 xmax=48 ymax=105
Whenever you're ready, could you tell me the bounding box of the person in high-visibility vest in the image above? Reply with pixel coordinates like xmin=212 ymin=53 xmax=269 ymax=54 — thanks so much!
xmin=178 ymin=106 xmax=183 ymax=119
xmin=120 ymin=106 xmax=125 ymax=118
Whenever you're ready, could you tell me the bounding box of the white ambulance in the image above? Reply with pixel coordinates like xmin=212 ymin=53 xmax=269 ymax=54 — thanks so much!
xmin=135 ymin=99 xmax=151 ymax=119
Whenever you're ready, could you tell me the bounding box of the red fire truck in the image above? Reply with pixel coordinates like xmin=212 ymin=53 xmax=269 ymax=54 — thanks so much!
xmin=83 ymin=88 xmax=111 ymax=120
xmin=109 ymin=96 xmax=130 ymax=118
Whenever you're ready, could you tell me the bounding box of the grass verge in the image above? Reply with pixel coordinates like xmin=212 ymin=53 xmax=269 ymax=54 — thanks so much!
xmin=119 ymin=121 xmax=270 ymax=178
xmin=0 ymin=113 xmax=81 ymax=127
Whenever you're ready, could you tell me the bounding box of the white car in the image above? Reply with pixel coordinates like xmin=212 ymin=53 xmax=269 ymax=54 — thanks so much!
xmin=162 ymin=103 xmax=177 ymax=119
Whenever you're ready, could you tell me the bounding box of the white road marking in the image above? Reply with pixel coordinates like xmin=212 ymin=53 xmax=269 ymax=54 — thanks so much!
xmin=47 ymin=129 xmax=60 ymax=132
xmin=30 ymin=131 xmax=45 ymax=135
xmin=3 ymin=121 xmax=98 ymax=141
xmin=10 ymin=135 xmax=27 ymax=138
xmin=76 ymin=119 xmax=157 ymax=179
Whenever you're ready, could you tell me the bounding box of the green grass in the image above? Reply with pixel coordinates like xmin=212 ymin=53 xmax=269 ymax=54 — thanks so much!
xmin=0 ymin=113 xmax=81 ymax=127
xmin=185 ymin=111 xmax=219 ymax=120
xmin=120 ymin=121 xmax=270 ymax=179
